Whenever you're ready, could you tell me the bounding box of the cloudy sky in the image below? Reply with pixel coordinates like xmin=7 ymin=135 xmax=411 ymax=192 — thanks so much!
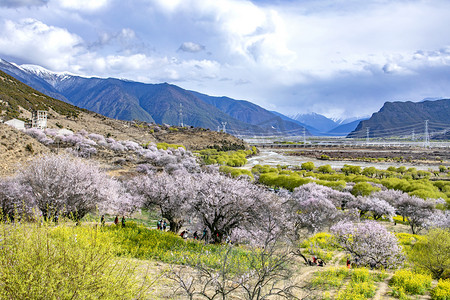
xmin=1 ymin=0 xmax=450 ymax=119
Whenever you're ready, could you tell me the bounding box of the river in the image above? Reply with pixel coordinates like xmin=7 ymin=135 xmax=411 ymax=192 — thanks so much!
xmin=244 ymin=149 xmax=440 ymax=171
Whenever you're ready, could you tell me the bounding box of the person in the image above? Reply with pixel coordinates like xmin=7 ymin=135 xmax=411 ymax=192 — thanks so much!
xmin=157 ymin=220 xmax=161 ymax=230
xmin=100 ymin=215 xmax=105 ymax=226
xmin=317 ymin=259 xmax=326 ymax=267
xmin=346 ymin=258 xmax=351 ymax=269
xmin=114 ymin=215 xmax=119 ymax=225
xmin=121 ymin=216 xmax=126 ymax=227
xmin=163 ymin=220 xmax=167 ymax=231
xmin=193 ymin=231 xmax=198 ymax=240
xmin=312 ymin=256 xmax=317 ymax=264
xmin=201 ymin=228 xmax=207 ymax=241
xmin=180 ymin=230 xmax=187 ymax=239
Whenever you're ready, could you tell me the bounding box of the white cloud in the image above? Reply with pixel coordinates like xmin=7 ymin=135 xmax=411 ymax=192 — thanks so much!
xmin=0 ymin=18 xmax=82 ymax=70
xmin=1 ymin=0 xmax=450 ymax=119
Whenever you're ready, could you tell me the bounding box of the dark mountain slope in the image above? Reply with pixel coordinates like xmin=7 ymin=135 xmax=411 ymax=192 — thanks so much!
xmin=347 ymin=99 xmax=450 ymax=139
xmin=191 ymin=92 xmax=308 ymax=135
xmin=0 ymin=70 xmax=83 ymax=120
xmin=0 ymin=59 xmax=70 ymax=103
xmin=0 ymin=59 xmax=300 ymax=136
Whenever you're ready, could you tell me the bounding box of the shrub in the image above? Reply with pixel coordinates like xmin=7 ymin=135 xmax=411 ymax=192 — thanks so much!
xmin=318 ymin=164 xmax=333 ymax=173
xmin=431 ymin=279 xmax=450 ymax=300
xmin=301 ymin=161 xmax=315 ymax=171
xmin=0 ymin=221 xmax=151 ymax=299
xmin=351 ymin=182 xmax=380 ymax=196
xmin=336 ymin=281 xmax=377 ymax=300
xmin=311 ymin=267 xmax=349 ymax=289
xmin=409 ymin=228 xmax=450 ymax=279
xmin=389 ymin=269 xmax=432 ymax=295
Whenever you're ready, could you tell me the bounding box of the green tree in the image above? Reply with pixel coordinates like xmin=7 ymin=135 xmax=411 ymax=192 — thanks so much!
xmin=409 ymin=228 xmax=450 ymax=279
xmin=351 ymin=182 xmax=380 ymax=197
xmin=301 ymin=162 xmax=315 ymax=171
xmin=341 ymin=165 xmax=361 ymax=175
xmin=317 ymin=164 xmax=333 ymax=174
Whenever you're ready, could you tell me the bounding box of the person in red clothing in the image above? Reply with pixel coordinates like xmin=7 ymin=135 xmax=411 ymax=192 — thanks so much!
xmin=114 ymin=215 xmax=119 ymax=225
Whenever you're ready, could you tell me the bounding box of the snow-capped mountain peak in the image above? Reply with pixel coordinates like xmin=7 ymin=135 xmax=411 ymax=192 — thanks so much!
xmin=17 ymin=64 xmax=74 ymax=87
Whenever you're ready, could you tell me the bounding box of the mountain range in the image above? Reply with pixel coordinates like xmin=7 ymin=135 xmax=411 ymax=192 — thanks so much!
xmin=289 ymin=113 xmax=369 ymax=136
xmin=347 ymin=99 xmax=450 ymax=139
xmin=0 ymin=59 xmax=312 ymax=137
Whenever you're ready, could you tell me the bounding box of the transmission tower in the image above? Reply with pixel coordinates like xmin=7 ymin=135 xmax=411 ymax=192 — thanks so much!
xmin=366 ymin=127 xmax=370 ymax=145
xmin=178 ymin=103 xmax=184 ymax=127
xmin=424 ymin=120 xmax=430 ymax=148
xmin=221 ymin=122 xmax=227 ymax=133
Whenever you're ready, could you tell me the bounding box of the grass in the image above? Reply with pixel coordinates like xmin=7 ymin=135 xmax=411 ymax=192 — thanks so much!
xmin=102 ymin=222 xmax=254 ymax=272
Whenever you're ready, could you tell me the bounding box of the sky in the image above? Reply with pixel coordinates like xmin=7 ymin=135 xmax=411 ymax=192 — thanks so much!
xmin=1 ymin=0 xmax=450 ymax=119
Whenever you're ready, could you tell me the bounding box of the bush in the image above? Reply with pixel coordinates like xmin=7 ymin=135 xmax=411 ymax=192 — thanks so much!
xmin=219 ymin=166 xmax=254 ymax=180
xmin=300 ymin=232 xmax=336 ymax=250
xmin=318 ymin=164 xmax=333 ymax=173
xmin=156 ymin=142 xmax=185 ymax=150
xmin=351 ymin=182 xmax=380 ymax=196
xmin=336 ymin=281 xmax=377 ymax=299
xmin=0 ymin=221 xmax=151 ymax=299
xmin=389 ymin=269 xmax=432 ymax=295
xmin=301 ymin=161 xmax=315 ymax=171
xmin=409 ymin=228 xmax=450 ymax=279
xmin=431 ymin=279 xmax=450 ymax=300
xmin=311 ymin=267 xmax=349 ymax=289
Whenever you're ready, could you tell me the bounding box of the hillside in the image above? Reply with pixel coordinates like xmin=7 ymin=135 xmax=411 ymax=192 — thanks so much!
xmin=191 ymin=92 xmax=309 ymax=135
xmin=348 ymin=99 xmax=450 ymax=139
xmin=0 ymin=59 xmax=307 ymax=136
xmin=0 ymin=71 xmax=247 ymax=176
xmin=0 ymin=70 xmax=83 ymax=120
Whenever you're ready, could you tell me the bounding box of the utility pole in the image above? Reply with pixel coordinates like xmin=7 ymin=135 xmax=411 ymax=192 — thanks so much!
xmin=366 ymin=127 xmax=370 ymax=145
xmin=412 ymin=129 xmax=415 ymax=141
xmin=221 ymin=122 xmax=227 ymax=133
xmin=424 ymin=120 xmax=430 ymax=148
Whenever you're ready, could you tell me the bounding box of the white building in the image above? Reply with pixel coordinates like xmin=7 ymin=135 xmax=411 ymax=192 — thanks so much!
xmin=32 ymin=110 xmax=47 ymax=129
xmin=5 ymin=118 xmax=25 ymax=130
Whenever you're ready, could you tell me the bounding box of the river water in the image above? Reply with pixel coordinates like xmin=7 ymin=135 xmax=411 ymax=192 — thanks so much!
xmin=244 ymin=149 xmax=440 ymax=171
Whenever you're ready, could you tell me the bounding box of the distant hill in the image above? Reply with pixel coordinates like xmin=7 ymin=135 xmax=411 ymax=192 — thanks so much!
xmin=191 ymin=92 xmax=309 ymax=136
xmin=326 ymin=118 xmax=369 ymax=136
xmin=347 ymin=99 xmax=450 ymax=139
xmin=0 ymin=59 xmax=307 ymax=137
xmin=289 ymin=113 xmax=338 ymax=134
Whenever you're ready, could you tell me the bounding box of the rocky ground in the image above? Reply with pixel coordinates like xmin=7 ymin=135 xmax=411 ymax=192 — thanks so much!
xmin=0 ymin=123 xmax=50 ymax=176
xmin=0 ymin=110 xmax=246 ymax=177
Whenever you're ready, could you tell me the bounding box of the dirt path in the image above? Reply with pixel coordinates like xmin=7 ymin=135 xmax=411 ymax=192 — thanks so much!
xmin=373 ymin=275 xmax=392 ymax=300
